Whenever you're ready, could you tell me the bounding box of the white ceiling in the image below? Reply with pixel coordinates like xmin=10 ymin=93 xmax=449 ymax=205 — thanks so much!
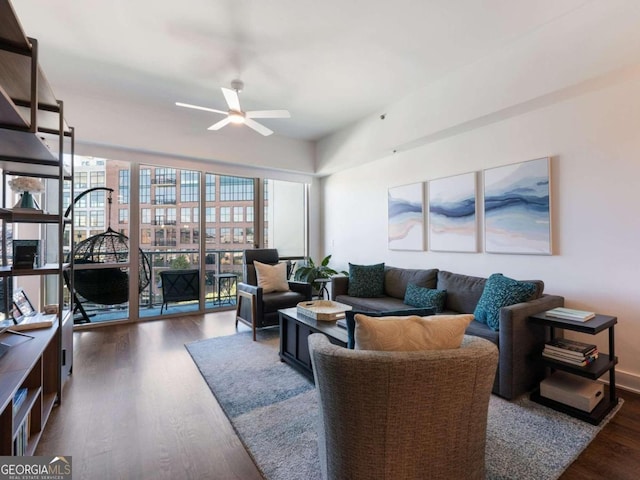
xmin=12 ymin=0 xmax=592 ymax=142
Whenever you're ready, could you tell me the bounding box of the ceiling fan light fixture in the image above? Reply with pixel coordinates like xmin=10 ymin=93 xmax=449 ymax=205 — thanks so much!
xmin=229 ymin=111 xmax=245 ymax=124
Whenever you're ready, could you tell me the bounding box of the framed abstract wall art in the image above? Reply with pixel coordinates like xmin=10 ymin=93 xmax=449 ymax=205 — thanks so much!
xmin=483 ymin=157 xmax=552 ymax=255
xmin=388 ymin=182 xmax=425 ymax=251
xmin=428 ymin=172 xmax=478 ymax=252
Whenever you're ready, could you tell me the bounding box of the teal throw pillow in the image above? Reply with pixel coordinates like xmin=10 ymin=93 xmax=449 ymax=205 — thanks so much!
xmin=348 ymin=263 xmax=385 ymax=298
xmin=404 ymin=283 xmax=447 ymax=313
xmin=474 ymin=273 xmax=537 ymax=331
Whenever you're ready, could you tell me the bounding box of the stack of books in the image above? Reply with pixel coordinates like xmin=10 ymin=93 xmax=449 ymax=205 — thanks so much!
xmin=542 ymin=338 xmax=598 ymax=367
xmin=545 ymin=307 xmax=595 ymax=322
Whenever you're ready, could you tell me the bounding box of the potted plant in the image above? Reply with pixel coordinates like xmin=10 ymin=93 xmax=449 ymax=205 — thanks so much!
xmin=293 ymin=255 xmax=347 ymax=295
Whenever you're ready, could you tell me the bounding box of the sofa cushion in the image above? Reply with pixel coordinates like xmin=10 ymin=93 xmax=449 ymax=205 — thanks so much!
xmin=404 ymin=283 xmax=447 ymax=313
xmin=348 ymin=263 xmax=385 ymax=297
xmin=465 ymin=319 xmax=500 ymax=346
xmin=383 ymin=267 xmax=438 ymax=299
xmin=354 ymin=313 xmax=473 ymax=351
xmin=345 ymin=307 xmax=435 ymax=349
xmin=474 ymin=274 xmax=538 ymax=331
xmin=437 ymin=271 xmax=486 ymax=313
xmin=254 ymin=260 xmax=290 ymax=293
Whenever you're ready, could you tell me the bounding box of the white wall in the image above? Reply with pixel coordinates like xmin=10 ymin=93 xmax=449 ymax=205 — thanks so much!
xmin=321 ymin=71 xmax=640 ymax=393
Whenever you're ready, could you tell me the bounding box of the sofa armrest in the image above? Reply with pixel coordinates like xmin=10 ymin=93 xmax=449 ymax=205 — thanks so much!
xmin=497 ymin=294 xmax=564 ymax=399
xmin=288 ymin=281 xmax=313 ymax=299
xmin=331 ymin=276 xmax=349 ymax=300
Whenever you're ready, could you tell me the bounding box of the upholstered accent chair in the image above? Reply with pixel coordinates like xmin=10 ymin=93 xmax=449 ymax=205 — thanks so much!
xmin=236 ymin=249 xmax=312 ymax=340
xmin=308 ymin=333 xmax=499 ymax=480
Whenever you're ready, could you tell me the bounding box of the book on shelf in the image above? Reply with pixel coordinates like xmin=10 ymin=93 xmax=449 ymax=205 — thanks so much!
xmin=544 ymin=344 xmax=597 ymax=359
xmin=546 ymin=338 xmax=597 ymax=356
xmin=12 ymin=387 xmax=28 ymax=415
xmin=545 ymin=307 xmax=595 ymax=321
xmin=542 ymin=350 xmax=598 ymax=367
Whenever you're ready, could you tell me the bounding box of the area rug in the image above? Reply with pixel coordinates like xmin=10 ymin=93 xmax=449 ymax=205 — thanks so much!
xmin=186 ymin=331 xmax=622 ymax=480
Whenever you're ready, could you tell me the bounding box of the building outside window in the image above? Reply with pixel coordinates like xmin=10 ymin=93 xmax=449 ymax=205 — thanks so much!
xmin=140 ymin=169 xmax=151 ymax=204
xmin=181 ymin=207 xmax=191 ymax=223
xmin=220 ymin=227 xmax=231 ymax=243
xmin=233 ymin=227 xmax=243 ymax=243
xmin=141 ymin=208 xmax=151 ymax=224
xmin=233 ymin=207 xmax=243 ymax=222
xmin=180 ymin=228 xmax=191 ymax=244
xmin=89 ymin=211 xmax=104 ymax=228
xmin=220 ymin=175 xmax=253 ymax=201
xmin=89 ymin=191 xmax=105 ymax=208
xmin=119 ymin=209 xmax=129 ymax=224
xmin=220 ymin=207 xmax=231 ymax=222
xmin=119 ymin=170 xmax=130 ymax=204
xmin=90 ymin=171 xmax=105 ymax=186
xmin=206 ymin=207 xmax=215 ymax=223
xmin=206 ymin=173 xmax=216 ymax=201
xmin=181 ymin=171 xmax=199 ymax=202
xmin=206 ymin=227 xmax=215 ymax=243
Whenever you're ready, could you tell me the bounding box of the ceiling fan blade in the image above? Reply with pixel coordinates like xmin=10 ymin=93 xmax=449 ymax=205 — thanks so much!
xmin=175 ymin=102 xmax=226 ymax=115
xmin=207 ymin=117 xmax=232 ymax=131
xmin=246 ymin=110 xmax=290 ymax=119
xmin=245 ymin=118 xmax=273 ymax=136
xmin=221 ymin=87 xmax=241 ymax=111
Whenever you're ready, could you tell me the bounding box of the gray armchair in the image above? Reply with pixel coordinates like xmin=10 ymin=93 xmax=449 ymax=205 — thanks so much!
xmin=308 ymin=333 xmax=499 ymax=480
xmin=236 ymin=249 xmax=312 ymax=340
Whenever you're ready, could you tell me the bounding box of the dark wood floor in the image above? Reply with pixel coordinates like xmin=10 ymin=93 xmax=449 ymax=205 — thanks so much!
xmin=36 ymin=311 xmax=639 ymax=479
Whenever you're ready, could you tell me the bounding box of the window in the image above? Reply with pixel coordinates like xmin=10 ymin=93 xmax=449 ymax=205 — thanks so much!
xmin=141 ymin=208 xmax=151 ymax=224
xmin=155 ymin=185 xmax=176 ymax=205
xmin=220 ymin=175 xmax=253 ymax=201
xmin=180 ymin=171 xmax=199 ymax=202
xmin=89 ymin=211 xmax=104 ymax=228
xmin=76 ymin=172 xmax=88 ymax=189
xmin=90 ymin=171 xmax=105 ymax=186
xmin=220 ymin=207 xmax=231 ymax=222
xmin=154 ymin=168 xmax=176 ymax=185
xmin=140 ymin=169 xmax=151 ymax=204
xmin=119 ymin=170 xmax=130 ymax=204
xmin=246 ymin=206 xmax=254 ymax=222
xmin=233 ymin=207 xmax=243 ymax=222
xmin=193 ymin=228 xmax=199 ymax=244
xmin=76 ymin=211 xmax=87 ymax=227
xmin=119 ymin=209 xmax=129 ymax=224
xmin=206 ymin=227 xmax=215 ymax=243
xmin=155 ymin=208 xmax=165 ymax=226
xmin=89 ymin=191 xmax=105 ymax=208
xmin=193 ymin=207 xmax=199 ymax=221
xmin=141 ymin=228 xmax=152 ymax=244
xmin=180 ymin=228 xmax=191 ymax=244
xmin=181 ymin=207 xmax=191 ymax=223
xmin=205 ymin=173 xmax=216 ymax=201
xmin=233 ymin=227 xmax=243 ymax=243
xmin=76 ymin=196 xmax=87 ymax=209
xmin=220 ymin=227 xmax=231 ymax=244
xmin=206 ymin=207 xmax=215 ymax=223
xmin=166 ymin=228 xmax=177 ymax=246
xmin=246 ymin=227 xmax=254 ymax=245
xmin=166 ymin=208 xmax=177 ymax=225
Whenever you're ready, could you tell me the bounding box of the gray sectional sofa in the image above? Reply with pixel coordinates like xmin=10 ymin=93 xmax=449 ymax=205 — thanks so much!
xmin=331 ymin=267 xmax=564 ymax=399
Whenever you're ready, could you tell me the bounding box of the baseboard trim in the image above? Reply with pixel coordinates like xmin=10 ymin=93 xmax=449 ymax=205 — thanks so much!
xmin=598 ymin=368 xmax=640 ymax=395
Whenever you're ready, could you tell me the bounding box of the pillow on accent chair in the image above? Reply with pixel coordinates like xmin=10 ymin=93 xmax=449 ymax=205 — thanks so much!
xmin=354 ymin=313 xmax=474 ymax=351
xmin=253 ymin=260 xmax=290 ymax=293
xmin=404 ymin=283 xmax=447 ymax=313
xmin=473 ymin=273 xmax=537 ymax=331
xmin=345 ymin=307 xmax=435 ymax=349
xmin=347 ymin=262 xmax=385 ymax=298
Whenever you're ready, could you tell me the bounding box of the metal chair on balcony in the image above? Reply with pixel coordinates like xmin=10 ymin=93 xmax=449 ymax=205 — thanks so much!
xmin=159 ymin=269 xmax=200 ymax=314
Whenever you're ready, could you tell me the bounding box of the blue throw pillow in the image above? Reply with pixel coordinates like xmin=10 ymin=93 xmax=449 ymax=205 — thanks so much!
xmin=347 ymin=263 xmax=385 ymax=298
xmin=474 ymin=273 xmax=537 ymax=331
xmin=345 ymin=307 xmax=435 ymax=349
xmin=404 ymin=283 xmax=447 ymax=313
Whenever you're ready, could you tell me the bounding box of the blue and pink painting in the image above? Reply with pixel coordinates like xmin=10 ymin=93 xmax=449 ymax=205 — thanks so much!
xmin=428 ymin=172 xmax=477 ymax=252
xmin=483 ymin=157 xmax=552 ymax=255
xmin=388 ymin=183 xmax=425 ymax=251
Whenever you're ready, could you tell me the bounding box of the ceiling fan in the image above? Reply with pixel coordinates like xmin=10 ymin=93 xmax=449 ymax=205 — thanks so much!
xmin=176 ymin=79 xmax=290 ymax=136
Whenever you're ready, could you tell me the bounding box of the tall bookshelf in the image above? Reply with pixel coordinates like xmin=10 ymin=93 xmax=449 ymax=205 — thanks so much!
xmin=0 ymin=0 xmax=74 ymax=455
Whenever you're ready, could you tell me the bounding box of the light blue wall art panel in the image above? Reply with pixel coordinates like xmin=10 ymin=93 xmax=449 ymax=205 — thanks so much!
xmin=483 ymin=157 xmax=552 ymax=255
xmin=428 ymin=172 xmax=478 ymax=252
xmin=388 ymin=182 xmax=425 ymax=251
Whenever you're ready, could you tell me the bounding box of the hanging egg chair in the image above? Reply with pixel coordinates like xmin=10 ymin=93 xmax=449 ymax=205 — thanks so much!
xmin=66 ymin=187 xmax=151 ymax=307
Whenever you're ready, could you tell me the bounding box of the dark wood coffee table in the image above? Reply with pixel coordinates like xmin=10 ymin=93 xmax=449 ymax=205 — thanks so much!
xmin=279 ymin=307 xmax=348 ymax=381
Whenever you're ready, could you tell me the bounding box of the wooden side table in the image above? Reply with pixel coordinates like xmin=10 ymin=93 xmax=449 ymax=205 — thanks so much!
xmin=528 ymin=312 xmax=618 ymax=425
